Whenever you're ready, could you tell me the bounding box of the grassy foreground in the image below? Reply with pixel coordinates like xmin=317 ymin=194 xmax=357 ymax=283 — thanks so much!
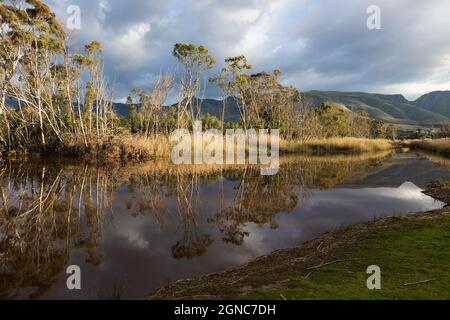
xmin=149 ymin=181 xmax=450 ymax=300
xmin=280 ymin=138 xmax=393 ymax=155
xmin=407 ymin=138 xmax=450 ymax=157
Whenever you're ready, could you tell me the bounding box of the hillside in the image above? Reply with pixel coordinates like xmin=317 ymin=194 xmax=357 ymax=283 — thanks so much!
xmin=6 ymin=90 xmax=449 ymax=126
xmin=114 ymin=91 xmax=450 ymax=126
xmin=414 ymin=91 xmax=450 ymax=118
xmin=302 ymin=91 xmax=449 ymax=125
xmin=113 ymin=97 xmax=241 ymax=122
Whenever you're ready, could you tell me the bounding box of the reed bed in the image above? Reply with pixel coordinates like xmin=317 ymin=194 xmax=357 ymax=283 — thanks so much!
xmin=407 ymin=138 xmax=450 ymax=157
xmin=280 ymin=137 xmax=394 ymax=155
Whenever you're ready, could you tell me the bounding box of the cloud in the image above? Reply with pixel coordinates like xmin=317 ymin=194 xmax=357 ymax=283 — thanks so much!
xmin=46 ymin=0 xmax=450 ymax=100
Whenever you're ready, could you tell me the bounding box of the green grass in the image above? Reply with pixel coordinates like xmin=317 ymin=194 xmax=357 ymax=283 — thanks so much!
xmin=245 ymin=214 xmax=450 ymax=300
xmin=150 ymin=210 xmax=450 ymax=300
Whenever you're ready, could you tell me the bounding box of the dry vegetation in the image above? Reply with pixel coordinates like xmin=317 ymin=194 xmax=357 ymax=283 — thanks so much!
xmin=407 ymin=139 xmax=450 ymax=157
xmin=1 ymin=1 xmax=395 ymax=161
xmin=281 ymin=138 xmax=394 ymax=154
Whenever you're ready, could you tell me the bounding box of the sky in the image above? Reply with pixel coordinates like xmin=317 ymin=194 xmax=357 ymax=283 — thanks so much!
xmin=46 ymin=0 xmax=450 ymax=101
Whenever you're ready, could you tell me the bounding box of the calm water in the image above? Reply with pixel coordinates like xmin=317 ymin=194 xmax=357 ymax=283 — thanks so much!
xmin=0 ymin=151 xmax=449 ymax=300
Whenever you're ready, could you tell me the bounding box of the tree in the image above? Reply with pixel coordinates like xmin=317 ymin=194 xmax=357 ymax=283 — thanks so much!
xmin=173 ymin=43 xmax=216 ymax=128
xmin=439 ymin=121 xmax=450 ymax=138
xmin=128 ymin=72 xmax=174 ymax=136
xmin=127 ymin=95 xmax=141 ymax=134
xmin=211 ymin=55 xmax=252 ymax=132
xmin=211 ymin=56 xmax=303 ymax=138
xmin=386 ymin=124 xmax=397 ymax=141
xmin=201 ymin=113 xmax=222 ymax=130
xmin=1 ymin=0 xmax=65 ymax=150
xmin=369 ymin=120 xmax=386 ymax=139
xmin=0 ymin=0 xmax=116 ymax=155
xmin=243 ymin=69 xmax=301 ymax=135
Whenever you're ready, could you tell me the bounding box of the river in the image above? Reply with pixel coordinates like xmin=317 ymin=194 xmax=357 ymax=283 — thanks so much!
xmin=0 ymin=150 xmax=448 ymax=299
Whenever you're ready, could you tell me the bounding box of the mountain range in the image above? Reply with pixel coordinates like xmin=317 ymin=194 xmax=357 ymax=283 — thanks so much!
xmin=113 ymin=90 xmax=450 ymax=127
xmin=6 ymin=90 xmax=450 ymax=126
xmin=301 ymin=91 xmax=450 ymax=126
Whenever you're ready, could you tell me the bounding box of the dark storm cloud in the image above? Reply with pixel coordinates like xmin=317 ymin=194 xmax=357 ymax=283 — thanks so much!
xmin=47 ymin=0 xmax=450 ymax=100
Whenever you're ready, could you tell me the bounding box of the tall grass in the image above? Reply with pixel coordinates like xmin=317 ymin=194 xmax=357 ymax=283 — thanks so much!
xmin=280 ymin=137 xmax=394 ymax=154
xmin=59 ymin=134 xmax=172 ymax=162
xmin=60 ymin=136 xmax=393 ymax=162
xmin=407 ymin=138 xmax=450 ymax=157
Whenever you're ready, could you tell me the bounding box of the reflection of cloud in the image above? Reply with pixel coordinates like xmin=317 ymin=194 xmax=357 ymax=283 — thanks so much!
xmin=115 ymin=221 xmax=150 ymax=249
xmin=36 ymin=159 xmax=447 ymax=299
xmin=235 ymin=182 xmax=444 ymax=257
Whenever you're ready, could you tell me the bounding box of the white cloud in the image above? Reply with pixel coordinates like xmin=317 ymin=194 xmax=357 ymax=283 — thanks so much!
xmin=109 ymin=23 xmax=152 ymax=70
xmin=45 ymin=0 xmax=450 ymax=99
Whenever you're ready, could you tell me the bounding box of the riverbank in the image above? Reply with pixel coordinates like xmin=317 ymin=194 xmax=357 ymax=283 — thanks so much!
xmin=4 ymin=136 xmax=394 ymax=162
xmin=148 ymin=180 xmax=450 ymax=300
xmin=3 ymin=134 xmax=172 ymax=162
xmin=280 ymin=138 xmax=393 ymax=155
xmin=406 ymin=138 xmax=450 ymax=157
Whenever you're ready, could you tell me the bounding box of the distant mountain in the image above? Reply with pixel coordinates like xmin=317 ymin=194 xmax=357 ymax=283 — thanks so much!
xmin=301 ymin=91 xmax=449 ymax=125
xmin=6 ymin=89 xmax=450 ymax=126
xmin=179 ymin=97 xmax=241 ymax=122
xmin=112 ymin=102 xmax=130 ymax=118
xmin=414 ymin=91 xmax=450 ymax=118
xmin=113 ymin=91 xmax=450 ymax=126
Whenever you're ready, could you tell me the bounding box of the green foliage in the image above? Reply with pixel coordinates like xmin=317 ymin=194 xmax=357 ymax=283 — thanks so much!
xmin=173 ymin=43 xmax=216 ymax=69
xmin=386 ymin=124 xmax=397 ymax=141
xmin=128 ymin=104 xmax=141 ymax=134
xmin=313 ymin=104 xmax=387 ymax=139
xmin=0 ymin=0 xmax=118 ymax=156
xmin=370 ymin=120 xmax=386 ymax=139
xmin=201 ymin=113 xmax=222 ymax=130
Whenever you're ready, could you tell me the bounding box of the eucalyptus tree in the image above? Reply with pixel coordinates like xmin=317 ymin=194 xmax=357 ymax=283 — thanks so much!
xmin=0 ymin=0 xmax=65 ymax=150
xmin=128 ymin=72 xmax=174 ymax=136
xmin=173 ymin=43 xmax=216 ymax=128
xmin=83 ymin=41 xmax=104 ymax=138
xmin=210 ymin=55 xmax=253 ymax=132
xmin=211 ymin=56 xmax=303 ymax=138
xmin=0 ymin=0 xmax=116 ymax=155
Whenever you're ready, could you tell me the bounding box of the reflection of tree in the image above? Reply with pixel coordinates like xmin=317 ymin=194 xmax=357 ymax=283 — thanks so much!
xmin=124 ymin=155 xmax=388 ymax=255
xmin=212 ymin=164 xmax=306 ymax=245
xmin=126 ymin=171 xmax=216 ymax=260
xmin=127 ymin=173 xmax=172 ymax=226
xmin=0 ymin=161 xmax=114 ymax=299
xmin=212 ymin=155 xmax=387 ymax=245
xmin=0 ymin=152 xmax=390 ymax=297
xmin=171 ymin=174 xmax=213 ymax=260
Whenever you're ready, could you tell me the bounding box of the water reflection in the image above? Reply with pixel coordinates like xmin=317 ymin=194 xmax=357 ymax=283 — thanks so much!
xmin=0 ymin=163 xmax=114 ymax=299
xmin=0 ymin=151 xmax=446 ymax=299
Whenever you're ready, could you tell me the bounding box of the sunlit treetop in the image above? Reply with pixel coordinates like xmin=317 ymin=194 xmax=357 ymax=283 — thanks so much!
xmin=0 ymin=0 xmax=66 ymax=52
xmin=172 ymin=43 xmax=216 ymax=69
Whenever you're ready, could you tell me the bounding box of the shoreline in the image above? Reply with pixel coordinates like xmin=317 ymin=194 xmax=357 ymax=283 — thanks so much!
xmin=404 ymin=139 xmax=450 ymax=158
xmin=147 ymin=180 xmax=450 ymax=300
xmin=1 ymin=137 xmax=394 ymax=162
